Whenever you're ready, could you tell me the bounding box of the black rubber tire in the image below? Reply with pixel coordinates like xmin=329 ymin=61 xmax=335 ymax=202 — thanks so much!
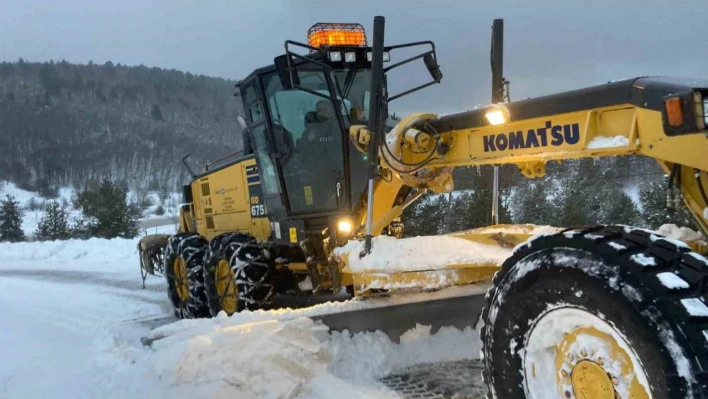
xmin=203 ymin=232 xmax=275 ymax=315
xmin=163 ymin=232 xmax=210 ymax=319
xmin=481 ymin=225 xmax=708 ymax=398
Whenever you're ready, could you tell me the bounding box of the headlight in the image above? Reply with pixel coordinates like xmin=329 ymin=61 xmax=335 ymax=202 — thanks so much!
xmin=329 ymin=51 xmax=342 ymax=62
xmin=337 ymin=220 xmax=353 ymax=233
xmin=366 ymin=51 xmax=390 ymax=62
xmin=485 ymin=104 xmax=510 ymax=126
xmin=344 ymin=51 xmax=356 ymax=63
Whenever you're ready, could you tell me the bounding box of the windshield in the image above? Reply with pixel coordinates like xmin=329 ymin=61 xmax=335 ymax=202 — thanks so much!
xmin=262 ymin=67 xmax=371 ymax=214
xmin=266 ymin=69 xmax=371 ymax=142
xmin=332 ymin=68 xmax=371 ymax=123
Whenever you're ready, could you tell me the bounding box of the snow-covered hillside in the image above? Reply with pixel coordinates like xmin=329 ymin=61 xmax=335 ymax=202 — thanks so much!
xmin=0 ymin=181 xmax=181 ymax=238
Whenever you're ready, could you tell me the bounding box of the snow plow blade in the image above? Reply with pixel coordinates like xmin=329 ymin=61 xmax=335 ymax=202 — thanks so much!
xmin=313 ymin=289 xmax=488 ymax=342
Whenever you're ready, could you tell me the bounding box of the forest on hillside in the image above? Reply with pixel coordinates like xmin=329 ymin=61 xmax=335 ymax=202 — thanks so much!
xmin=403 ymin=156 xmax=697 ymax=235
xmin=0 ymin=59 xmax=245 ymax=196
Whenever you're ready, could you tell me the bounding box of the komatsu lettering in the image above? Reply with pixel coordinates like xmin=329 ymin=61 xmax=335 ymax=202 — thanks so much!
xmin=483 ymin=121 xmax=580 ymax=152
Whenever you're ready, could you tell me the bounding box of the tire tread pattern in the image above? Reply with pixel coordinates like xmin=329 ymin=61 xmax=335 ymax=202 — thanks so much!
xmin=481 ymin=225 xmax=708 ymax=397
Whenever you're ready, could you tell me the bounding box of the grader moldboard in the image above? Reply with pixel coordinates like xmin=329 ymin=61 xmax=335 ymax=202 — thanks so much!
xmin=138 ymin=17 xmax=708 ymax=398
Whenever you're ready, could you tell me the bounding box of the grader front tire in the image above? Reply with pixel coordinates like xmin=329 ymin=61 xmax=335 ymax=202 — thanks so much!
xmin=164 ymin=233 xmax=210 ymax=319
xmin=204 ymin=232 xmax=275 ymax=316
xmin=481 ymin=225 xmax=708 ymax=399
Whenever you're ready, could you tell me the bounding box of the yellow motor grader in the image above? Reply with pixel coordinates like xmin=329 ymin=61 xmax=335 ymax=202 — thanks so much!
xmin=139 ymin=17 xmax=708 ymax=398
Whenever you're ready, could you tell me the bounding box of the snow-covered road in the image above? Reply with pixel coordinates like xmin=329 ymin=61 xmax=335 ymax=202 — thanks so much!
xmin=0 ymin=231 xmax=176 ymax=399
xmin=0 ymin=231 xmax=485 ymax=399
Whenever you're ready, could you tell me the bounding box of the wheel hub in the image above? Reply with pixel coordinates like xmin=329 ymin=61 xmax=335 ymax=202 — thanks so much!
xmin=523 ymin=308 xmax=652 ymax=399
xmin=215 ymin=259 xmax=237 ymax=314
xmin=570 ymin=360 xmax=614 ymax=399
xmin=174 ymin=257 xmax=189 ymax=301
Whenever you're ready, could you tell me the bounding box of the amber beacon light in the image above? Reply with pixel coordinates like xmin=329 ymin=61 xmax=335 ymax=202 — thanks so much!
xmin=307 ymin=23 xmax=368 ymax=49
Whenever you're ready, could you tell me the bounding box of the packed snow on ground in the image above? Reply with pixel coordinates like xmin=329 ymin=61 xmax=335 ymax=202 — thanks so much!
xmin=0 ymin=231 xmax=485 ymax=399
xmin=586 ymin=135 xmax=630 ymax=149
xmin=334 ymin=235 xmax=511 ymax=272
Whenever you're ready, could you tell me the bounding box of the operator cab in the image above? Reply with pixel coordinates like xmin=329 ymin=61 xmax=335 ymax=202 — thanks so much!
xmin=237 ymin=22 xmax=441 ymax=245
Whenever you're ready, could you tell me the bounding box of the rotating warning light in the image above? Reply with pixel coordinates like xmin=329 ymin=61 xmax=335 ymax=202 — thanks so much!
xmin=307 ymin=23 xmax=367 ymax=49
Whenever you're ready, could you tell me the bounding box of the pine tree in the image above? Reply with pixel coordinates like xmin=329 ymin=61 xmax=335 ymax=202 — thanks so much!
xmin=69 ymin=217 xmax=91 ymax=240
xmin=0 ymin=195 xmax=25 ymax=242
xmin=513 ymin=181 xmax=554 ymax=225
xmin=639 ymin=177 xmax=696 ymax=229
xmin=601 ymin=189 xmax=641 ymax=226
xmin=34 ymin=201 xmax=70 ymax=241
xmin=402 ymin=192 xmax=448 ymax=237
xmin=74 ymin=180 xmax=141 ymax=238
xmin=151 ymin=104 xmax=164 ymax=121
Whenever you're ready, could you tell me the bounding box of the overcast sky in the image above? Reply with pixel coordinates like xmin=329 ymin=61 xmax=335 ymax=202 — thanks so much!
xmin=1 ymin=0 xmax=706 ymax=115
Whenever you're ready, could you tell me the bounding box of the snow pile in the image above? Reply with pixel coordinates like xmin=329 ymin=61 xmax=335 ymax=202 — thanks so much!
xmin=137 ymin=316 xmax=480 ymax=399
xmin=656 ymin=224 xmax=704 ymax=242
xmin=586 ymin=135 xmax=630 ymax=149
xmin=328 ymin=323 xmax=480 ymax=383
xmin=149 ymin=317 xmax=331 ymax=398
xmin=334 ymin=235 xmax=511 ymax=272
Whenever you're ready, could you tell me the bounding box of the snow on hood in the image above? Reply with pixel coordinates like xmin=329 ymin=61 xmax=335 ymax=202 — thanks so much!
xmin=586 ymin=135 xmax=630 ymax=149
xmin=334 ymin=235 xmax=511 ymax=273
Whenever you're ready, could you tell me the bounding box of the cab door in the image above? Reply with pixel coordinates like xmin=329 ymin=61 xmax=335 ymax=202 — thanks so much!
xmin=260 ymin=69 xmax=350 ymax=216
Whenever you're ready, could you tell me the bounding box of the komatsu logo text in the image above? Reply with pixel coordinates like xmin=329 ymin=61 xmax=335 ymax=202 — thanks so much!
xmin=483 ymin=121 xmax=580 ymax=152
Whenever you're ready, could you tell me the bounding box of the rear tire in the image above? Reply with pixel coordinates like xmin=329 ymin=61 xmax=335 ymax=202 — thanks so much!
xmin=481 ymin=225 xmax=708 ymax=398
xmin=164 ymin=233 xmax=210 ymax=319
xmin=203 ymin=232 xmax=275 ymax=316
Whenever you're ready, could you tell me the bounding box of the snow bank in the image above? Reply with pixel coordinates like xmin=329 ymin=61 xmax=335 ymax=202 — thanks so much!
xmin=0 ymin=226 xmax=175 ymax=270
xmin=586 ymin=135 xmax=630 ymax=149
xmin=0 ymin=237 xmax=135 ymax=263
xmin=334 ymin=235 xmax=511 ymax=272
xmin=137 ymin=316 xmax=481 ymax=399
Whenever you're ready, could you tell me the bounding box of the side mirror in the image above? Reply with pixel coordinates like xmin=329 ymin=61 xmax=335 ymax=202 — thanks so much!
xmin=274 ymin=55 xmax=300 ymax=90
xmin=236 ymin=115 xmax=248 ymax=130
xmin=423 ymin=54 xmax=443 ymax=83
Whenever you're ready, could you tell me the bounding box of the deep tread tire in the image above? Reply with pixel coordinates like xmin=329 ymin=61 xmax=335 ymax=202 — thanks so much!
xmin=164 ymin=232 xmax=210 ymax=319
xmin=204 ymin=232 xmax=275 ymax=315
xmin=481 ymin=225 xmax=708 ymax=398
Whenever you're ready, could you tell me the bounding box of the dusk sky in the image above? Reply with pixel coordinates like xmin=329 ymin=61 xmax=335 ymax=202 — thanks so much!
xmin=1 ymin=0 xmax=706 ymax=114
